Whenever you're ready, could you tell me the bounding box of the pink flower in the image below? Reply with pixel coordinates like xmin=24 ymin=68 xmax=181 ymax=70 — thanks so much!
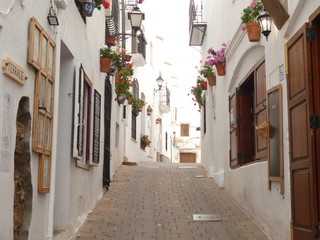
xmin=250 ymin=2 xmax=256 ymax=7
xmin=200 ymin=60 xmax=203 ymax=63
xmin=222 ymin=43 xmax=227 ymax=47
xmin=241 ymin=26 xmax=246 ymax=31
xmin=114 ymin=98 xmax=118 ymax=101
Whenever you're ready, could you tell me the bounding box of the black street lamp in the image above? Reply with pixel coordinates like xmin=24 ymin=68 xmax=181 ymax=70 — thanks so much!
xmin=258 ymin=9 xmax=272 ymax=41
xmin=128 ymin=6 xmax=145 ymax=53
xmin=156 ymin=74 xmax=164 ymax=91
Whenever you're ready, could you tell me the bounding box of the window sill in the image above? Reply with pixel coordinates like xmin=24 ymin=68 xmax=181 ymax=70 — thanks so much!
xmin=76 ymin=160 xmax=90 ymax=170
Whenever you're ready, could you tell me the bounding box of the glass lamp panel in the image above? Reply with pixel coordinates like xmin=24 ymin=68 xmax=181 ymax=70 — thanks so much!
xmin=130 ymin=13 xmax=143 ymax=29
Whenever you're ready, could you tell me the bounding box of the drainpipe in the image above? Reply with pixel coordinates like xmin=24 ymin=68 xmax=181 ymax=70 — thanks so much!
xmin=46 ymin=4 xmax=62 ymax=240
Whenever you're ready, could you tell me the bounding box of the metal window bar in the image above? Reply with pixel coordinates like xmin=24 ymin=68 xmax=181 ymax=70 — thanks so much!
xmin=160 ymin=87 xmax=170 ymax=107
xmin=106 ymin=0 xmax=119 ymax=37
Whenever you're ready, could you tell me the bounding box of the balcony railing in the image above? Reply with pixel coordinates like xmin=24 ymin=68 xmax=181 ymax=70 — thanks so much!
xmin=106 ymin=0 xmax=119 ymax=37
xmin=189 ymin=0 xmax=207 ymax=46
xmin=159 ymin=87 xmax=170 ymax=113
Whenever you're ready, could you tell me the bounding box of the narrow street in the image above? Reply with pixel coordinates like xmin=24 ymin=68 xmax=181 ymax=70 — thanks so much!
xmin=74 ymin=163 xmax=269 ymax=240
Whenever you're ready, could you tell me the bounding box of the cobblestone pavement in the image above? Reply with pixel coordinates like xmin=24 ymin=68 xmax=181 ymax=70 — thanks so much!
xmin=73 ymin=162 xmax=270 ymax=240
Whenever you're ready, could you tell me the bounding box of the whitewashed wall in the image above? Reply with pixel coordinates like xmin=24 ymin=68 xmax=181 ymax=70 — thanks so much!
xmin=201 ymin=0 xmax=320 ymax=239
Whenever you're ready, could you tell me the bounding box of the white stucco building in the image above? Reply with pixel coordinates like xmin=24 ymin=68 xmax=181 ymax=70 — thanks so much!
xmin=196 ymin=0 xmax=320 ymax=239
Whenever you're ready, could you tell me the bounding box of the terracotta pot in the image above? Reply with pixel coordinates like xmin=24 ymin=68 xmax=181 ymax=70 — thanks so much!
xmin=215 ymin=63 xmax=226 ymax=76
xmin=100 ymin=57 xmax=112 ymax=72
xmin=245 ymin=22 xmax=261 ymax=42
xmin=123 ymin=55 xmax=132 ymax=62
xmin=115 ymin=72 xmax=122 ymax=84
xmin=128 ymin=99 xmax=133 ymax=105
xmin=106 ymin=36 xmax=117 ymax=46
xmin=138 ymin=0 xmax=144 ymax=3
xmin=147 ymin=111 xmax=152 ymax=116
xmin=207 ymin=75 xmax=216 ymax=86
xmin=138 ymin=107 xmax=143 ymax=112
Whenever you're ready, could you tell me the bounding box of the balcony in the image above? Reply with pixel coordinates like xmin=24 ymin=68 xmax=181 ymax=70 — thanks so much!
xmin=159 ymin=87 xmax=170 ymax=113
xmin=189 ymin=0 xmax=207 ymax=46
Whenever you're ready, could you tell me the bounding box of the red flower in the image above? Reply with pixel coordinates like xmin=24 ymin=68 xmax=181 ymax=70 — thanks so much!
xmin=114 ymin=98 xmax=118 ymax=101
xmin=102 ymin=0 xmax=110 ymax=9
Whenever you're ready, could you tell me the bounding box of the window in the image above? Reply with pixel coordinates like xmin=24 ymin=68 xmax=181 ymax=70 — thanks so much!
xmin=229 ymin=59 xmax=267 ymax=167
xmin=131 ymin=116 xmax=137 ymax=140
xmin=28 ymin=17 xmax=55 ymax=193
xmin=181 ymin=124 xmax=190 ymax=137
xmin=72 ymin=64 xmax=93 ymax=169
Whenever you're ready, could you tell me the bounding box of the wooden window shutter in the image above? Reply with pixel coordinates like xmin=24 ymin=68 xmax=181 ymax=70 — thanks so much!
xmin=229 ymin=91 xmax=238 ymax=167
xmin=77 ymin=66 xmax=85 ymax=156
xmin=254 ymin=60 xmax=267 ymax=160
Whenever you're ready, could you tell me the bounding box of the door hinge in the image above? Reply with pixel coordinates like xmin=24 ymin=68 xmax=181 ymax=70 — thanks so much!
xmin=307 ymin=28 xmax=315 ymax=42
xmin=310 ymin=115 xmax=320 ymax=130
xmin=237 ymin=152 xmax=242 ymax=160
xmin=237 ymin=117 xmax=242 ymax=125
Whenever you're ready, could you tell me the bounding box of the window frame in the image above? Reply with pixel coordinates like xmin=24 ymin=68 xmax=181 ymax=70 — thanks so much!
xmin=180 ymin=124 xmax=190 ymax=137
xmin=28 ymin=17 xmax=56 ymax=193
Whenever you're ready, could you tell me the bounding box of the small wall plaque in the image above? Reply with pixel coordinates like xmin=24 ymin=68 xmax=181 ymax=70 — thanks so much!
xmin=2 ymin=57 xmax=27 ymax=85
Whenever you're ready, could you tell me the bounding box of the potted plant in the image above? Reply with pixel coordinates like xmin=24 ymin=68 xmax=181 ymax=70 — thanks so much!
xmin=78 ymin=0 xmax=110 ymax=17
xmin=199 ymin=61 xmax=216 ymax=86
xmin=207 ymin=43 xmax=227 ymax=76
xmin=190 ymin=77 xmax=207 ymax=108
xmin=115 ymin=62 xmax=134 ymax=84
xmin=94 ymin=0 xmax=110 ymax=10
xmin=156 ymin=118 xmax=161 ymax=124
xmin=241 ymin=2 xmax=263 ymax=42
xmin=140 ymin=134 xmax=151 ymax=150
xmin=137 ymin=99 xmax=146 ymax=112
xmin=100 ymin=45 xmax=115 ymax=72
xmin=147 ymin=105 xmax=153 ymax=116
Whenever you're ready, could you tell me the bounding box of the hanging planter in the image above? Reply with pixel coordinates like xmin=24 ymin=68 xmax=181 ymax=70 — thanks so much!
xmin=138 ymin=0 xmax=144 ymax=3
xmin=132 ymin=107 xmax=139 ymax=117
xmin=215 ymin=63 xmax=226 ymax=76
xmin=80 ymin=0 xmax=94 ymax=17
xmin=100 ymin=57 xmax=112 ymax=72
xmin=106 ymin=36 xmax=116 ymax=46
xmin=256 ymin=121 xmax=269 ymax=139
xmin=207 ymin=75 xmax=216 ymax=86
xmin=123 ymin=55 xmax=132 ymax=62
xmin=117 ymin=94 xmax=126 ymax=104
xmin=156 ymin=118 xmax=161 ymax=124
xmin=245 ymin=22 xmax=261 ymax=42
xmin=128 ymin=98 xmax=133 ymax=105
xmin=115 ymin=72 xmax=122 ymax=84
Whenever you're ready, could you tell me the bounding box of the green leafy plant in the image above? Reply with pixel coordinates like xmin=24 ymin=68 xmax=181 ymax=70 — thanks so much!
xmin=241 ymin=2 xmax=263 ymax=24
xmin=199 ymin=62 xmax=215 ymax=78
xmin=190 ymin=77 xmax=207 ymax=108
xmin=140 ymin=134 xmax=151 ymax=149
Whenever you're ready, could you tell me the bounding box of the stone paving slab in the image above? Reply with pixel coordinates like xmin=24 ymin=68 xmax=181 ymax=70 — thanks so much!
xmin=73 ymin=162 xmax=270 ymax=240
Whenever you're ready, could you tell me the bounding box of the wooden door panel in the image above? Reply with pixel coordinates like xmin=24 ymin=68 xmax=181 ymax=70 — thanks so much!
xmin=290 ymin=101 xmax=309 ymax=160
xmin=293 ymin=169 xmax=312 ymax=226
xmin=288 ymin=35 xmax=307 ymax=99
xmin=229 ymin=92 xmax=238 ymax=167
xmin=287 ymin=23 xmax=313 ymax=240
xmin=180 ymin=153 xmax=196 ymax=163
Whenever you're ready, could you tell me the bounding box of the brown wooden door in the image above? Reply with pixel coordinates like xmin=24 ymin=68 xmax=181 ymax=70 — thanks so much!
xmin=287 ymin=23 xmax=314 ymax=240
xmin=180 ymin=153 xmax=196 ymax=163
xmin=229 ymin=92 xmax=238 ymax=167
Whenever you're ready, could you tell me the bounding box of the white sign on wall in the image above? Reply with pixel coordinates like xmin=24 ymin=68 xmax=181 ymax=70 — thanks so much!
xmin=0 ymin=93 xmax=13 ymax=172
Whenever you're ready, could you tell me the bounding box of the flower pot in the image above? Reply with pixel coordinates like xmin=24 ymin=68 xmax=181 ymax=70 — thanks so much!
xmin=215 ymin=63 xmax=226 ymax=76
xmin=106 ymin=36 xmax=116 ymax=46
xmin=117 ymin=94 xmax=126 ymax=104
xmin=132 ymin=107 xmax=139 ymax=117
xmin=100 ymin=57 xmax=112 ymax=72
xmin=245 ymin=22 xmax=261 ymax=42
xmin=207 ymin=75 xmax=216 ymax=86
xmin=138 ymin=107 xmax=143 ymax=112
xmin=123 ymin=55 xmax=132 ymax=62
xmin=147 ymin=111 xmax=152 ymax=116
xmin=128 ymin=99 xmax=133 ymax=105
xmin=115 ymin=72 xmax=122 ymax=84
xmin=138 ymin=0 xmax=144 ymax=3
xmin=80 ymin=0 xmax=94 ymax=17
xmin=256 ymin=122 xmax=269 ymax=139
